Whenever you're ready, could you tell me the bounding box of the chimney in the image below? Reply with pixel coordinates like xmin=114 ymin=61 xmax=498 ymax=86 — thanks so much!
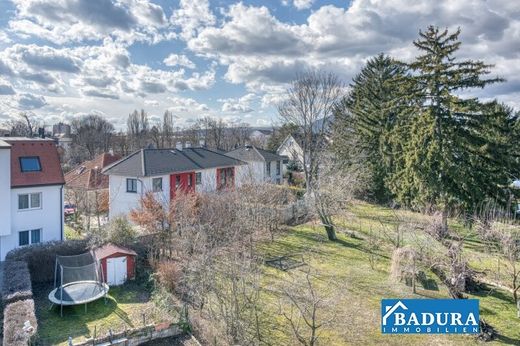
xmin=176 ymin=141 xmax=183 ymax=151
xmin=185 ymin=141 xmax=191 ymax=148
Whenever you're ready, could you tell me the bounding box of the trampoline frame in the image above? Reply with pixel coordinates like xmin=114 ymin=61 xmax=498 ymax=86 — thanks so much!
xmin=50 ymin=253 xmax=109 ymax=316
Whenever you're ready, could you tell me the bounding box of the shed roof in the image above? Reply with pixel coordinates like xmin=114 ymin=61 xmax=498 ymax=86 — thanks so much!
xmin=92 ymin=244 xmax=137 ymax=259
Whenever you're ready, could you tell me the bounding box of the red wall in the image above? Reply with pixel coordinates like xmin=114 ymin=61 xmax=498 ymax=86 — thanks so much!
xmin=170 ymin=172 xmax=196 ymax=199
xmin=100 ymin=253 xmax=136 ymax=283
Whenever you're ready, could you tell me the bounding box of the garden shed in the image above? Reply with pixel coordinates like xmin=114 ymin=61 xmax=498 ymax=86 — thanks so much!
xmin=92 ymin=244 xmax=137 ymax=286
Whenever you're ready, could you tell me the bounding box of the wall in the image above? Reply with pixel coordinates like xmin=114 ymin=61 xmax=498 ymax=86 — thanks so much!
xmin=0 ymin=185 xmax=63 ymax=260
xmin=108 ymin=174 xmax=170 ymax=219
xmin=0 ymin=147 xmax=11 ymax=237
xmin=235 ymin=161 xmax=264 ymax=186
xmin=195 ymin=168 xmax=217 ymax=193
xmin=265 ymin=160 xmax=283 ymax=184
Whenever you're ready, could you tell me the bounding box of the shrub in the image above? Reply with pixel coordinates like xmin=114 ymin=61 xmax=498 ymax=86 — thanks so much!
xmin=107 ymin=217 xmax=137 ymax=246
xmin=2 ymin=299 xmax=37 ymax=346
xmin=2 ymin=261 xmax=32 ymax=304
xmin=155 ymin=261 xmax=184 ymax=295
xmin=6 ymin=240 xmax=88 ymax=284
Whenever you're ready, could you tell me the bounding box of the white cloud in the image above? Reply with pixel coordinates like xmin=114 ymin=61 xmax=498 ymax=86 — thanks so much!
xmin=171 ymin=0 xmax=216 ymax=41
xmin=293 ymin=0 xmax=314 ymax=10
xmin=219 ymin=93 xmax=256 ymax=113
xmin=8 ymin=0 xmax=168 ymax=44
xmin=166 ymin=96 xmax=210 ymax=112
xmin=163 ymin=54 xmax=196 ymax=69
xmin=15 ymin=93 xmax=48 ymax=109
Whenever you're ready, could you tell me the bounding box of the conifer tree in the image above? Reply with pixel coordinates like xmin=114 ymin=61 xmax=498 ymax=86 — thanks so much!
xmin=387 ymin=26 xmax=511 ymax=229
xmin=334 ymin=53 xmax=407 ymax=202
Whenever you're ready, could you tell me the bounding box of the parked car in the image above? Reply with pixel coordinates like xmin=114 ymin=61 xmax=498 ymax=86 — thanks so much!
xmin=64 ymin=204 xmax=76 ymax=216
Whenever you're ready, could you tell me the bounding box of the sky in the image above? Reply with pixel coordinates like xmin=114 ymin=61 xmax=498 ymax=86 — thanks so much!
xmin=0 ymin=0 xmax=519 ymax=130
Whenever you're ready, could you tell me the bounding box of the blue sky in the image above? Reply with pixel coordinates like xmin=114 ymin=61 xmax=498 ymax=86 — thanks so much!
xmin=0 ymin=0 xmax=519 ymax=130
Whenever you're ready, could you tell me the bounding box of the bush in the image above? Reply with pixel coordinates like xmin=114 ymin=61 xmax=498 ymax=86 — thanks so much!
xmin=107 ymin=217 xmax=137 ymax=246
xmin=2 ymin=261 xmax=32 ymax=304
xmin=6 ymin=240 xmax=88 ymax=283
xmin=2 ymin=299 xmax=37 ymax=346
xmin=155 ymin=261 xmax=184 ymax=295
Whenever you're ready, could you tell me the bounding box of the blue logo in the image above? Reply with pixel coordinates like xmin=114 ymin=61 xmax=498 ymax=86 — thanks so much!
xmin=381 ymin=299 xmax=479 ymax=334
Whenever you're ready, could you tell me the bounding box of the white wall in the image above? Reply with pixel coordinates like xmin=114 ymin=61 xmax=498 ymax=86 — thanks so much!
xmin=108 ymin=174 xmax=170 ymax=219
xmin=0 ymin=148 xmax=11 ymax=237
xmin=235 ymin=161 xmax=264 ymax=186
xmin=265 ymin=160 xmax=283 ymax=184
xmin=196 ymin=168 xmax=217 ymax=193
xmin=1 ymin=185 xmax=63 ymax=260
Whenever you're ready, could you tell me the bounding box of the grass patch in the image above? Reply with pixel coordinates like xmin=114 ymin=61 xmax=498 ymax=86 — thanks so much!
xmin=252 ymin=201 xmax=520 ymax=345
xmin=33 ymin=281 xmax=175 ymax=345
xmin=64 ymin=225 xmax=84 ymax=240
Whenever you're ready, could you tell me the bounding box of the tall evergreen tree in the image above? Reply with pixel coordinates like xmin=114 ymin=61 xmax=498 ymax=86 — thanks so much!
xmin=387 ymin=26 xmax=511 ymax=229
xmin=333 ymin=54 xmax=407 ymax=202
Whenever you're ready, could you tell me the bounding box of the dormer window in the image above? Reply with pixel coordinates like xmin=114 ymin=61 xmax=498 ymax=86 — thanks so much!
xmin=20 ymin=157 xmax=41 ymax=172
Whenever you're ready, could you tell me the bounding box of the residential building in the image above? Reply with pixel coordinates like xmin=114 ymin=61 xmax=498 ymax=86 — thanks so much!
xmin=103 ymin=147 xmax=246 ymax=219
xmin=277 ymin=134 xmax=304 ymax=170
xmin=0 ymin=137 xmax=65 ymax=260
xmin=226 ymin=145 xmax=285 ymax=185
xmin=64 ymin=152 xmax=121 ymax=215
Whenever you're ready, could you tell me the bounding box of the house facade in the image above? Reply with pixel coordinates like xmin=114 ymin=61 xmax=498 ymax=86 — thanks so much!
xmin=277 ymin=134 xmax=304 ymax=171
xmin=0 ymin=137 xmax=65 ymax=260
xmin=65 ymin=152 xmax=121 ymax=215
xmin=226 ymin=145 xmax=285 ymax=185
xmin=103 ymin=147 xmax=246 ymax=219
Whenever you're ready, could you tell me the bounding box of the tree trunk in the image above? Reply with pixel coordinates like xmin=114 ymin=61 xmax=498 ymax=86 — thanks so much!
xmin=324 ymin=224 xmax=337 ymax=241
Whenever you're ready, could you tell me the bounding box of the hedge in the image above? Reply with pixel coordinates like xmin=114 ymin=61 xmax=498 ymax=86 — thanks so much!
xmin=2 ymin=261 xmax=32 ymax=305
xmin=2 ymin=299 xmax=37 ymax=346
xmin=6 ymin=240 xmax=88 ymax=283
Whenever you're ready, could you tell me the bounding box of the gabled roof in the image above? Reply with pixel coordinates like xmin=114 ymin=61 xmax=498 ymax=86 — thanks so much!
xmin=0 ymin=137 xmax=65 ymax=188
xmin=227 ymin=146 xmax=285 ymax=163
xmin=92 ymin=243 xmax=137 ymax=259
xmin=103 ymin=147 xmax=246 ymax=177
xmin=65 ymin=153 xmax=121 ymax=190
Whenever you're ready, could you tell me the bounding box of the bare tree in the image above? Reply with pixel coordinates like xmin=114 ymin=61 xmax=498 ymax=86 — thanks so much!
xmin=162 ymin=110 xmax=176 ymax=148
xmin=279 ymin=267 xmax=339 ymax=346
xmin=7 ymin=113 xmax=40 ymax=137
xmin=127 ymin=109 xmax=150 ymax=150
xmin=71 ymin=114 xmax=114 ymax=159
xmin=278 ymin=70 xmax=344 ymax=192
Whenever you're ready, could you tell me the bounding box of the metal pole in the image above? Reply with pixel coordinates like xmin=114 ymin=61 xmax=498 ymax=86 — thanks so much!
xmin=60 ymin=266 xmax=63 ymax=317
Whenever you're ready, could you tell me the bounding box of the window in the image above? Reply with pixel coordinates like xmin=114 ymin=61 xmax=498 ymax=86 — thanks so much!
xmin=19 ymin=229 xmax=41 ymax=246
xmin=152 ymin=177 xmax=162 ymax=192
xmin=19 ymin=157 xmax=41 ymax=172
xmin=196 ymin=172 xmax=202 ymax=185
xmin=126 ymin=178 xmax=137 ymax=193
xmin=18 ymin=193 xmax=41 ymax=210
xmin=176 ymin=175 xmax=181 ymax=188
xmin=188 ymin=174 xmax=192 ymax=187
xmin=266 ymin=162 xmax=271 ymax=176
xmin=276 ymin=161 xmax=281 ymax=175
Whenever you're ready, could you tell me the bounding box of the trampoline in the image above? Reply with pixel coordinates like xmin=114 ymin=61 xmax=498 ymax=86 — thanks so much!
xmin=49 ymin=252 xmax=109 ymax=316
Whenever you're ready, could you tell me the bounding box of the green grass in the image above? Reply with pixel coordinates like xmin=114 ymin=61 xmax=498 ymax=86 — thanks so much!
xmin=64 ymin=225 xmax=84 ymax=240
xmin=33 ymin=281 xmax=174 ymax=345
xmin=252 ymin=201 xmax=520 ymax=345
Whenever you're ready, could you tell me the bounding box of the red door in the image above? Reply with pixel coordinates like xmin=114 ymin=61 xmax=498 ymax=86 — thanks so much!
xmin=170 ymin=172 xmax=195 ymax=199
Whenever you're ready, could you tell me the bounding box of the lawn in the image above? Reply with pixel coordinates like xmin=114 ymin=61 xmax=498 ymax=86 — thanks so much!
xmin=252 ymin=201 xmax=520 ymax=345
xmin=33 ymin=281 xmax=176 ymax=345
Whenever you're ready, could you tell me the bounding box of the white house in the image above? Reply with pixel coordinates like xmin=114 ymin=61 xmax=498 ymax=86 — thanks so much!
xmin=277 ymin=134 xmax=304 ymax=171
xmin=103 ymin=147 xmax=246 ymax=219
xmin=0 ymin=137 xmax=65 ymax=260
xmin=226 ymin=146 xmax=286 ymax=185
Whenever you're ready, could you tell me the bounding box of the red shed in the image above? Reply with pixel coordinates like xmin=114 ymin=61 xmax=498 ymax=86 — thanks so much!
xmin=92 ymin=244 xmax=137 ymax=286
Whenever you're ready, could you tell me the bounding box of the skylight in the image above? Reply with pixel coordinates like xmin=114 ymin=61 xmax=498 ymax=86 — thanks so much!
xmin=20 ymin=157 xmax=42 ymax=172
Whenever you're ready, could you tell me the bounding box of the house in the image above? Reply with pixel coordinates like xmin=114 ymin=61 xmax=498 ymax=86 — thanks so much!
xmin=277 ymin=133 xmax=304 ymax=170
xmin=92 ymin=243 xmax=137 ymax=286
xmin=0 ymin=137 xmax=65 ymax=260
xmin=226 ymin=145 xmax=286 ymax=185
xmin=64 ymin=152 xmax=121 ymax=215
xmin=102 ymin=147 xmax=246 ymax=219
